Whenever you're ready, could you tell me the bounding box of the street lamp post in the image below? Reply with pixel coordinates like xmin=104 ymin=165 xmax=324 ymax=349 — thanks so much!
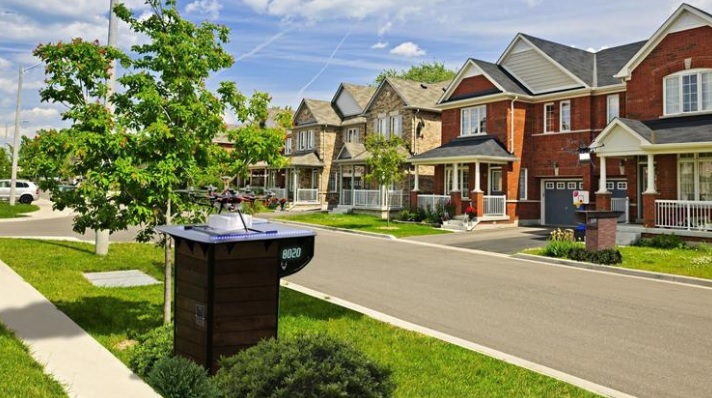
xmin=9 ymin=63 xmax=42 ymax=206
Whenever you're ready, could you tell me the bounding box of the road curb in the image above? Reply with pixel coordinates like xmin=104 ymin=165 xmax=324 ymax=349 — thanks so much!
xmin=270 ymin=219 xmax=397 ymax=240
xmin=514 ymin=253 xmax=712 ymax=289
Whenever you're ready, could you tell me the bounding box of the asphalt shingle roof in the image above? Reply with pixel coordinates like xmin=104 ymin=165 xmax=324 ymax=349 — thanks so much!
xmin=596 ymin=41 xmax=647 ymax=86
xmin=341 ymin=83 xmax=376 ymax=110
xmin=409 ymin=135 xmax=517 ymax=162
xmin=521 ymin=34 xmax=595 ymax=86
xmin=618 ymin=114 xmax=712 ymax=145
xmin=288 ymin=151 xmax=325 ymax=167
xmin=334 ymin=143 xmax=369 ymax=163
xmin=303 ymin=99 xmax=341 ymax=126
xmin=387 ymin=77 xmax=451 ymax=111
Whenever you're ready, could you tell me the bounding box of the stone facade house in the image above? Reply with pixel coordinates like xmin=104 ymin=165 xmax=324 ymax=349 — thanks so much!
xmin=409 ymin=3 xmax=712 ymax=235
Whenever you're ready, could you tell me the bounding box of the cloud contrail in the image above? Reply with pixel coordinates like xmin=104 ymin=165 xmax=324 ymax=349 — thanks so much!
xmin=294 ymin=28 xmax=352 ymax=102
xmin=237 ymin=30 xmax=289 ymax=62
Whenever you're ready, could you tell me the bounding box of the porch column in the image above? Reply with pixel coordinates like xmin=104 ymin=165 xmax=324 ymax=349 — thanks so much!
xmin=452 ymin=162 xmax=460 ymax=192
xmin=339 ymin=165 xmax=343 ymax=205
xmin=597 ymin=156 xmax=608 ymax=193
xmin=292 ymin=168 xmax=298 ymax=203
xmin=473 ymin=161 xmax=482 ymax=193
xmin=643 ymin=154 xmax=658 ymax=227
xmin=644 ymin=154 xmax=657 ymax=194
xmin=351 ymin=165 xmax=356 ymax=206
xmin=413 ymin=165 xmax=420 ymax=192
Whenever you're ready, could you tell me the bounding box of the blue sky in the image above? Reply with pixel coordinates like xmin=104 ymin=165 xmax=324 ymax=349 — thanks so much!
xmin=1 ymin=0 xmax=710 ymax=144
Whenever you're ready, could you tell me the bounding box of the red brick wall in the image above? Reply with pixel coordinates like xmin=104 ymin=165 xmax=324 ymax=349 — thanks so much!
xmin=451 ymin=76 xmax=498 ymax=98
xmin=626 ymin=26 xmax=712 ymax=120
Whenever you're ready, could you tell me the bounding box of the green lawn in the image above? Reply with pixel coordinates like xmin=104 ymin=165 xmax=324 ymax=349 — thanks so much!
xmin=274 ymin=212 xmax=451 ymax=238
xmin=0 ymin=239 xmax=595 ymax=398
xmin=524 ymin=245 xmax=712 ymax=280
xmin=0 ymin=202 xmax=40 ymax=219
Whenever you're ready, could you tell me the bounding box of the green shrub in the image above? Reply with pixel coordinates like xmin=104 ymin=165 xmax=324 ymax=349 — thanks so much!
xmin=128 ymin=323 xmax=174 ymax=378
xmin=542 ymin=240 xmax=582 ymax=258
xmin=635 ymin=233 xmax=687 ymax=249
xmin=567 ymin=248 xmax=622 ymax=265
xmin=214 ymin=333 xmax=395 ymax=398
xmin=146 ymin=356 xmax=217 ymax=398
xmin=241 ymin=200 xmax=267 ymax=215
xmin=396 ymin=210 xmax=414 ymax=221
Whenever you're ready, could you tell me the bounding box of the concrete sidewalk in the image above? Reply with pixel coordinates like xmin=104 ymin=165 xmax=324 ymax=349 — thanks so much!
xmin=0 ymin=198 xmax=73 ymax=223
xmin=0 ymin=260 xmax=161 ymax=398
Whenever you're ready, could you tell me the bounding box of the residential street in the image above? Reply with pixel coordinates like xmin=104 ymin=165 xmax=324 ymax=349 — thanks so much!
xmin=286 ymin=227 xmax=712 ymax=398
xmin=3 ymin=209 xmax=712 ymax=397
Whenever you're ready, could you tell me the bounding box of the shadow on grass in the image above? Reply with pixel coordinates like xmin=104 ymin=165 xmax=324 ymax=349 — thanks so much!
xmin=31 ymin=239 xmax=94 ymax=255
xmin=279 ymin=288 xmax=360 ymax=321
xmin=55 ymin=295 xmax=162 ymax=338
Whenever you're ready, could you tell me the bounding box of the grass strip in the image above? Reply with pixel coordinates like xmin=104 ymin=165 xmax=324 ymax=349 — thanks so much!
xmin=275 ymin=212 xmax=451 ymax=238
xmin=0 ymin=202 xmax=40 ymax=219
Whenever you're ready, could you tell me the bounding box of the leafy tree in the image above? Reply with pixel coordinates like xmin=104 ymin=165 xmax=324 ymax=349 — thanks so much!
xmin=26 ymin=0 xmax=288 ymax=323
xmin=364 ymin=133 xmax=407 ymax=226
xmin=373 ymin=61 xmax=456 ymax=86
xmin=0 ymin=147 xmax=10 ymax=179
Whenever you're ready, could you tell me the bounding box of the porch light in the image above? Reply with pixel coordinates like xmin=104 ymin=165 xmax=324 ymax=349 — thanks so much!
xmin=578 ymin=147 xmax=591 ymax=163
xmin=619 ymin=159 xmax=626 ymax=175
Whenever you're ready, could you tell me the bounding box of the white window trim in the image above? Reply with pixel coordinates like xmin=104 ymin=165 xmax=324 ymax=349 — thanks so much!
xmin=664 ymin=69 xmax=712 ymax=116
xmin=544 ymin=103 xmax=555 ymax=133
xmin=460 ymin=105 xmax=487 ymax=136
xmin=560 ymin=100 xmax=571 ymax=132
xmin=445 ymin=165 xmax=470 ymax=197
xmin=519 ymin=168 xmax=528 ymax=200
xmin=284 ymin=137 xmax=292 ymax=154
xmin=344 ymin=127 xmax=359 ymax=144
xmin=606 ymin=94 xmax=619 ymax=123
xmin=678 ymin=152 xmax=712 ymax=201
xmin=489 ymin=167 xmax=503 ymax=194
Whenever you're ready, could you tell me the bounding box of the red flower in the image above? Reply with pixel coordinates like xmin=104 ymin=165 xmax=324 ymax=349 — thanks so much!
xmin=465 ymin=206 xmax=474 ymax=214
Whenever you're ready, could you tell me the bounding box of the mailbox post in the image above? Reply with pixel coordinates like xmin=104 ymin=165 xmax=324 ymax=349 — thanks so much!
xmin=575 ymin=210 xmax=622 ymax=252
xmin=158 ymin=220 xmax=315 ymax=373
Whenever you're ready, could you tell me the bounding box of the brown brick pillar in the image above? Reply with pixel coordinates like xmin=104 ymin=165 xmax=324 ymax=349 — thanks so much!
xmin=410 ymin=191 xmax=420 ymax=211
xmin=596 ymin=192 xmax=612 ymax=211
xmin=642 ymin=193 xmax=658 ymax=228
xmin=470 ymin=191 xmax=484 ymax=218
xmin=450 ymin=191 xmax=462 ymax=216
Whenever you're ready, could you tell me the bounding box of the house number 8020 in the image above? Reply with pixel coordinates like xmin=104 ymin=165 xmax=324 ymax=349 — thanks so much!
xmin=282 ymin=247 xmax=302 ymax=260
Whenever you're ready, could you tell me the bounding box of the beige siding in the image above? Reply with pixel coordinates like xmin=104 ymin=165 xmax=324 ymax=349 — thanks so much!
xmin=503 ymin=49 xmax=580 ymax=94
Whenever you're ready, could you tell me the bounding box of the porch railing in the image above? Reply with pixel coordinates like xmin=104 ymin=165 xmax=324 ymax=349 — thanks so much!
xmin=296 ymin=188 xmax=318 ymax=203
xmin=267 ymin=187 xmax=287 ymax=200
xmin=351 ymin=190 xmax=402 ymax=207
xmin=483 ymin=195 xmax=506 ymax=217
xmin=341 ymin=189 xmax=353 ymax=206
xmin=611 ymin=197 xmax=629 ymax=223
xmin=655 ymin=200 xmax=712 ymax=231
xmin=417 ymin=194 xmax=449 ymax=211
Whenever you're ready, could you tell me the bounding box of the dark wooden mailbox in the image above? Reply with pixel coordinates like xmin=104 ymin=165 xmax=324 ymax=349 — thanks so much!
xmin=158 ymin=220 xmax=316 ymax=373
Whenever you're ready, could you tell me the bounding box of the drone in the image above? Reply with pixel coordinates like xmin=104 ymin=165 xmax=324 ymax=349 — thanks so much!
xmin=174 ymin=185 xmax=257 ymax=214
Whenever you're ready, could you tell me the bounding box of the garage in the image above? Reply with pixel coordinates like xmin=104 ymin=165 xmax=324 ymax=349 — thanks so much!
xmin=542 ymin=179 xmax=584 ymax=227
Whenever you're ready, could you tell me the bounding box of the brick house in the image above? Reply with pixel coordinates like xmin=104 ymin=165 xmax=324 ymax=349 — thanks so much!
xmin=332 ymin=77 xmax=449 ymax=214
xmin=410 ymin=3 xmax=712 ymax=233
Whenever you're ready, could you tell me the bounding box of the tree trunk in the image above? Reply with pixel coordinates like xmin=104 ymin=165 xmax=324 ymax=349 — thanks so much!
xmin=163 ymin=198 xmax=173 ymax=324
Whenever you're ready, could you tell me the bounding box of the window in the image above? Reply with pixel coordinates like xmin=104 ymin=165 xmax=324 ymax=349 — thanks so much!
xmin=560 ymin=101 xmax=571 ymax=131
xmin=490 ymin=168 xmax=502 ymax=194
xmin=444 ymin=166 xmax=469 ymax=196
xmin=284 ymin=137 xmax=292 ymax=154
xmin=298 ymin=130 xmax=314 ymax=150
xmin=519 ymin=168 xmax=527 ymax=200
xmin=664 ymin=70 xmax=712 ymax=115
xmin=679 ymin=153 xmax=712 ymax=201
xmin=328 ymin=171 xmax=338 ymax=192
xmin=374 ymin=114 xmax=401 ymax=138
xmin=461 ymin=105 xmax=487 ymax=136
xmin=344 ymin=128 xmax=359 ymax=144
xmin=607 ymin=94 xmax=619 ymax=123
xmin=544 ymin=103 xmax=555 ymax=133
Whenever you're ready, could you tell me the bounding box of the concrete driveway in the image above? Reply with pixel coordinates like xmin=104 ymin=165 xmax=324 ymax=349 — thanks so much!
xmin=404 ymin=225 xmax=552 ymax=254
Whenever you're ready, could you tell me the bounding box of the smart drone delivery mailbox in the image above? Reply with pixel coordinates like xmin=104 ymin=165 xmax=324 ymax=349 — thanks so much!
xmin=158 ymin=218 xmax=315 ymax=373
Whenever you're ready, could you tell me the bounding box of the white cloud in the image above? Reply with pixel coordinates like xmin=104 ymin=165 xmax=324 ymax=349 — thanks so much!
xmin=378 ymin=21 xmax=392 ymax=36
xmin=390 ymin=42 xmax=425 ymax=57
xmin=523 ymin=0 xmax=542 ymax=7
xmin=371 ymin=41 xmax=388 ymax=49
xmin=242 ymin=0 xmax=445 ymax=21
xmin=185 ymin=0 xmax=223 ymax=20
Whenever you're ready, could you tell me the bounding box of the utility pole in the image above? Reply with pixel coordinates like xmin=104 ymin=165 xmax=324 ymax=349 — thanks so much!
xmin=95 ymin=0 xmax=118 ymax=255
xmin=9 ymin=64 xmax=41 ymax=205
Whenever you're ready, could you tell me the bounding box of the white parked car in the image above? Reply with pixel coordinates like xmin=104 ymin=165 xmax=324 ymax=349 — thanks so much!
xmin=0 ymin=179 xmax=40 ymax=204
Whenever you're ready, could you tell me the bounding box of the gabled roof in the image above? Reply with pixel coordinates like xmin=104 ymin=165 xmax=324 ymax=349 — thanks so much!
xmin=408 ymin=135 xmax=517 ymax=165
xmin=519 ymin=34 xmax=595 ymax=86
xmin=615 ymin=3 xmax=712 ymax=80
xmin=334 ymin=143 xmax=369 ymax=164
xmin=287 ymin=151 xmax=324 ymax=167
xmin=593 ymin=114 xmax=712 ymax=156
xmin=339 ymin=83 xmax=376 ymax=110
xmin=294 ymin=98 xmax=341 ymax=127
xmin=440 ymin=59 xmax=529 ymax=104
xmin=364 ymin=77 xmax=451 ymax=114
xmin=595 ymin=41 xmax=647 ymax=86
